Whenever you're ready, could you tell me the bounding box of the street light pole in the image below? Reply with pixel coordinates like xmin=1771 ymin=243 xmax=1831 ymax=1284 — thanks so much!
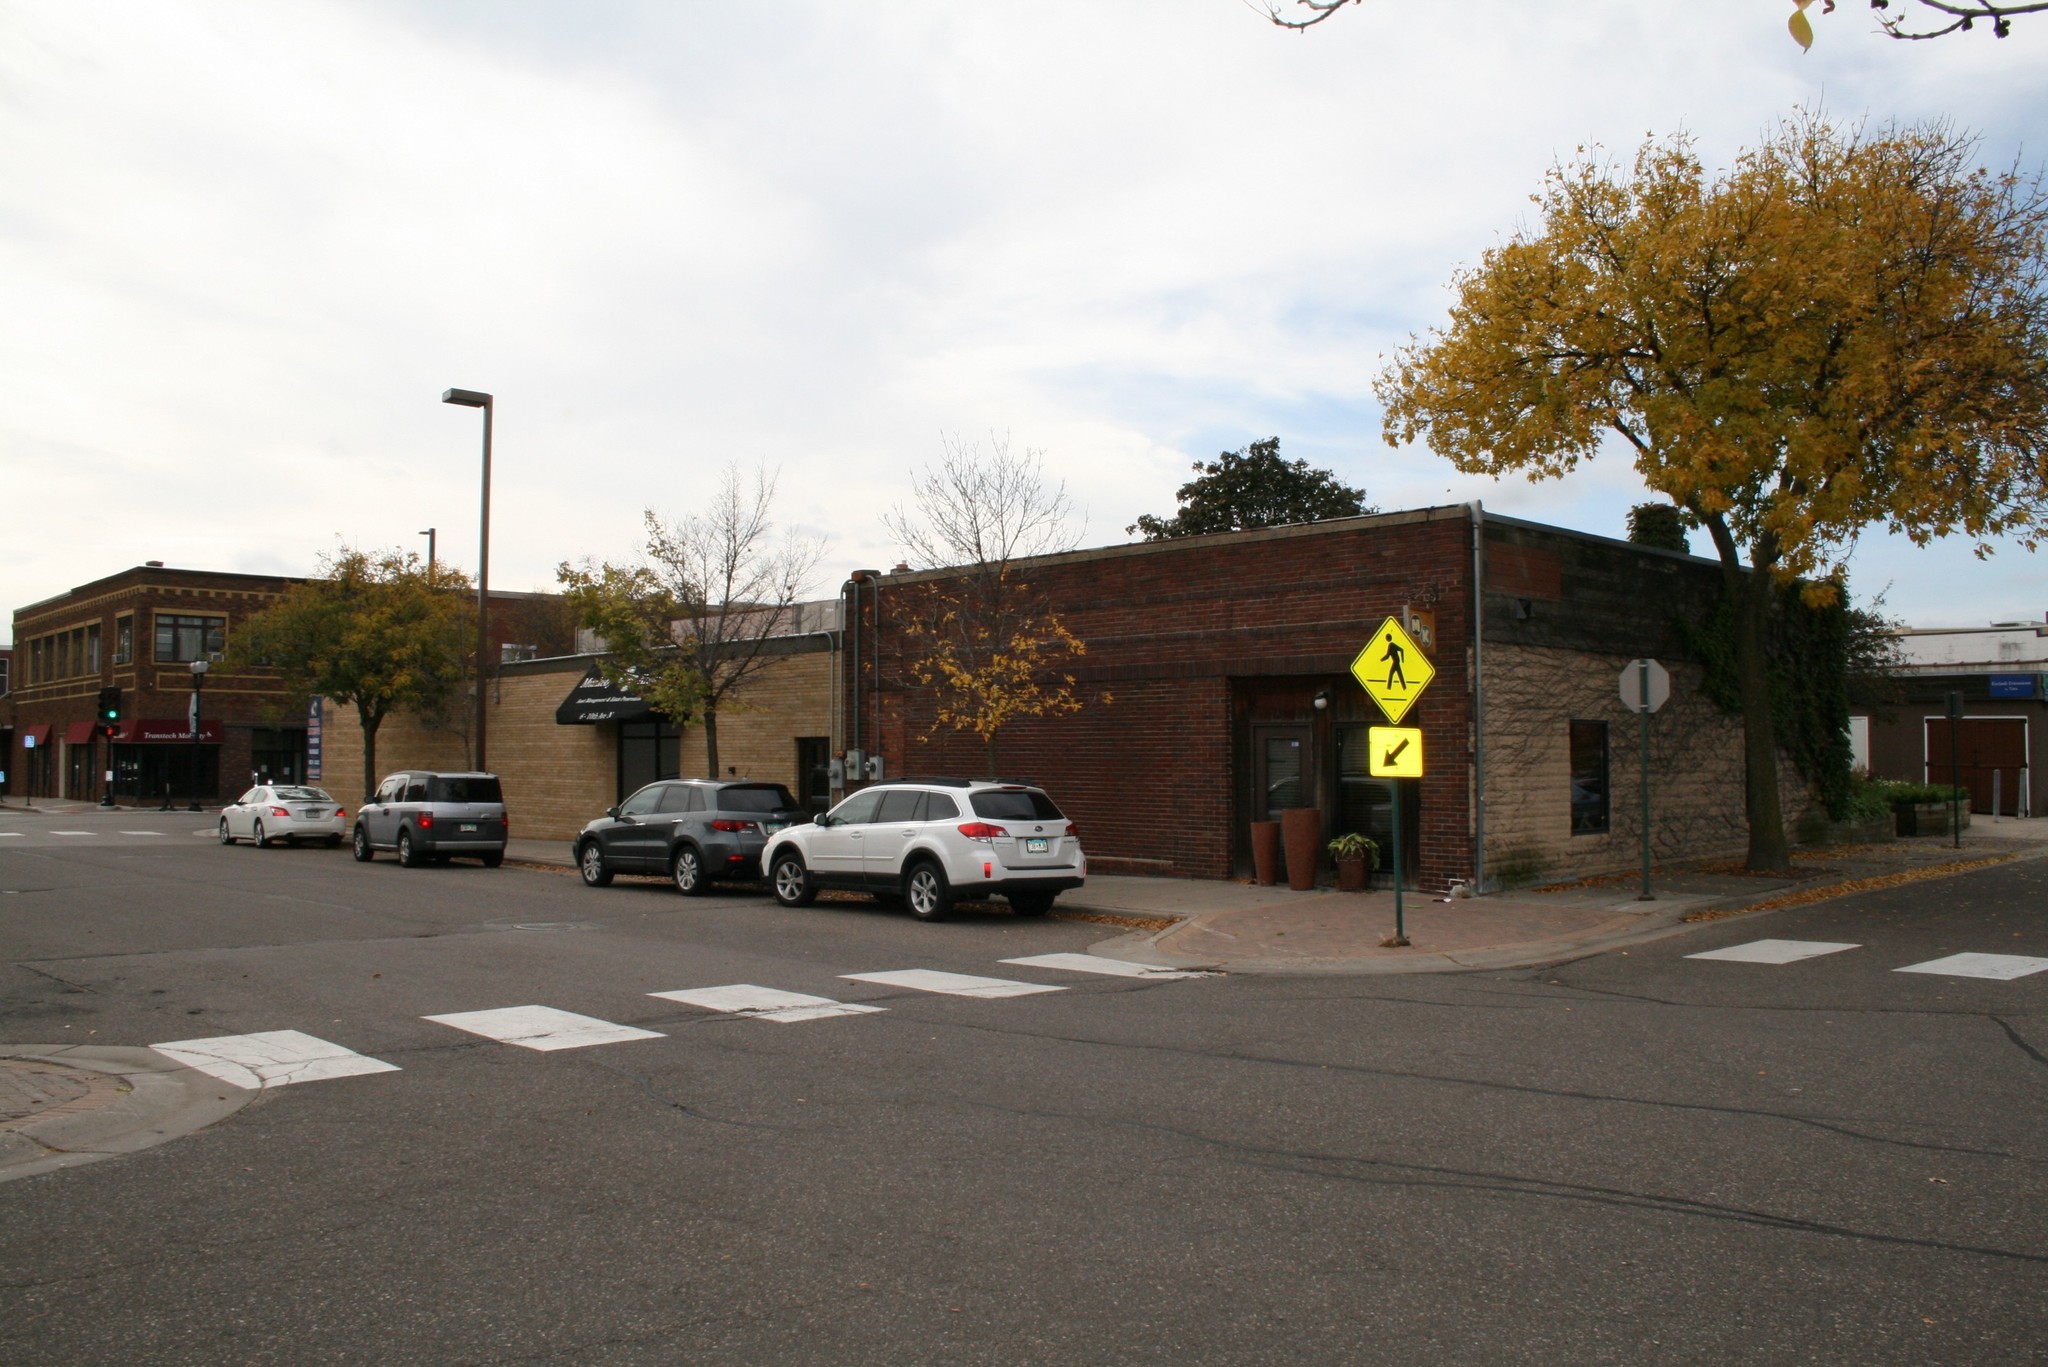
xmin=441 ymin=389 xmax=493 ymax=772
xmin=420 ymin=527 xmax=437 ymax=586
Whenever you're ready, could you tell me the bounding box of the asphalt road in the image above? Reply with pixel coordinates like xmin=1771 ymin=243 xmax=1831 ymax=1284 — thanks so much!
xmin=2 ymin=805 xmax=2045 ymax=1365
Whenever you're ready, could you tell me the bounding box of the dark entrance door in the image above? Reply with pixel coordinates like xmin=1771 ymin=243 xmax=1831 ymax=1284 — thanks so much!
xmin=1334 ymin=723 xmax=1420 ymax=888
xmin=1926 ymin=717 xmax=2029 ymax=815
xmin=1251 ymin=725 xmax=1312 ymax=824
xmin=795 ymin=737 xmax=831 ymax=814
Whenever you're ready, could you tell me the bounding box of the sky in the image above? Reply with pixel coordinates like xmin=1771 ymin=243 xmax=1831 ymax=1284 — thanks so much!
xmin=3 ymin=0 xmax=2045 ymax=638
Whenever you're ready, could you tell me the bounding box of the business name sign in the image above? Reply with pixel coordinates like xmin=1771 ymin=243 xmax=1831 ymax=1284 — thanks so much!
xmin=1988 ymin=674 xmax=2039 ymax=699
xmin=307 ymin=696 xmax=324 ymax=780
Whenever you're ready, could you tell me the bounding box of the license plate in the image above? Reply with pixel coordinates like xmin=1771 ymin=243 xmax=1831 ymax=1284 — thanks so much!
xmin=1026 ymin=837 xmax=1049 ymax=854
xmin=459 ymin=822 xmax=479 ymax=833
xmin=764 ymin=822 xmax=785 ymax=833
xmin=298 ymin=809 xmax=326 ymax=818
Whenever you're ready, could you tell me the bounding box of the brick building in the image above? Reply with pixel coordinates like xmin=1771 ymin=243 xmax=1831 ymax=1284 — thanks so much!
xmin=1854 ymin=620 xmax=2047 ymax=819
xmin=855 ymin=505 xmax=1802 ymax=892
xmin=313 ymin=623 xmax=841 ymax=844
xmin=7 ymin=565 xmax=307 ymax=804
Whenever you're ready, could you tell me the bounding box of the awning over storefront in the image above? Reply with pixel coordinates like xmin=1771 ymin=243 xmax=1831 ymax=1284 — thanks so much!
xmin=64 ymin=720 xmax=99 ymax=745
xmin=555 ymin=668 xmax=659 ymax=725
xmin=19 ymin=724 xmax=52 ymax=747
xmin=119 ymin=719 xmax=226 ymax=744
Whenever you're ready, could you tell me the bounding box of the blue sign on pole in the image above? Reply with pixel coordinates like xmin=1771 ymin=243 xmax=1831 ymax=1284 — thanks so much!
xmin=1988 ymin=674 xmax=2037 ymax=699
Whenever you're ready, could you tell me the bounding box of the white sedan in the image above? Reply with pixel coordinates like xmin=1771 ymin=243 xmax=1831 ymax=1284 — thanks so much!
xmin=219 ymin=785 xmax=349 ymax=848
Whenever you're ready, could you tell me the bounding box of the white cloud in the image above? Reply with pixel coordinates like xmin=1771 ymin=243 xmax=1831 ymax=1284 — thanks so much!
xmin=3 ymin=0 xmax=2042 ymax=629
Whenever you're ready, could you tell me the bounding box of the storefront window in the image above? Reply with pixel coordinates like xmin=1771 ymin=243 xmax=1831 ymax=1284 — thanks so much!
xmin=113 ymin=616 xmax=133 ymax=665
xmin=155 ymin=614 xmax=226 ymax=663
xmin=617 ymin=720 xmax=682 ymax=800
xmin=1570 ymin=720 xmax=1610 ymax=834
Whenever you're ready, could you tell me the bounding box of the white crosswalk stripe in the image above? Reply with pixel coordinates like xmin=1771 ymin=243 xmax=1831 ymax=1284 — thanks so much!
xmin=843 ymin=969 xmax=1064 ymax=999
xmin=120 ymin=830 xmax=166 ymax=836
xmin=423 ymin=1005 xmax=664 ymax=1051
xmin=151 ymin=1029 xmax=400 ymax=1089
xmin=1686 ymin=939 xmax=1860 ymax=965
xmin=652 ymin=984 xmax=885 ymax=1023
xmin=51 ymin=831 xmax=93 ymax=836
xmin=1894 ymin=952 xmax=2048 ymax=981
xmin=1000 ymin=952 xmax=1213 ymax=980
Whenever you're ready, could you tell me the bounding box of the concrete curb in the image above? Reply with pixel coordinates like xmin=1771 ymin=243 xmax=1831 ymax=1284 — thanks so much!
xmin=0 ymin=1046 xmax=254 ymax=1184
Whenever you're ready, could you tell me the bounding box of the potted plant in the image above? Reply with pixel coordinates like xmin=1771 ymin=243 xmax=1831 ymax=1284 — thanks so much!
xmin=1327 ymin=832 xmax=1379 ymax=892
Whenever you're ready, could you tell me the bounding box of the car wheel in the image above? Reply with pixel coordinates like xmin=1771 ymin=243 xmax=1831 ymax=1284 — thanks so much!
xmin=579 ymin=841 xmax=612 ymax=887
xmin=398 ymin=830 xmax=423 ymax=868
xmin=218 ymin=818 xmax=234 ymax=846
xmin=671 ymin=845 xmax=708 ymax=897
xmin=253 ymin=820 xmax=270 ymax=849
xmin=1009 ymin=892 xmax=1054 ymax=916
xmin=770 ymin=852 xmax=816 ymax=907
xmin=480 ymin=850 xmax=504 ymax=868
xmin=352 ymin=826 xmax=374 ymax=862
xmin=903 ymin=860 xmax=954 ymax=922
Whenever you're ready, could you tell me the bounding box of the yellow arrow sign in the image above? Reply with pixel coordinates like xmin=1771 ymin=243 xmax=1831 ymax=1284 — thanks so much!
xmin=1368 ymin=726 xmax=1423 ymax=778
xmin=1351 ymin=616 xmax=1435 ymax=724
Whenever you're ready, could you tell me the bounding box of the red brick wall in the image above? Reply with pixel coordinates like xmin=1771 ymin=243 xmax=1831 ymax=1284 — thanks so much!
xmin=861 ymin=508 xmax=1480 ymax=886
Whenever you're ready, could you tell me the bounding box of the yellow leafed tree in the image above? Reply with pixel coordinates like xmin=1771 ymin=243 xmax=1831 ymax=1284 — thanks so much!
xmin=1378 ymin=112 xmax=2048 ymax=871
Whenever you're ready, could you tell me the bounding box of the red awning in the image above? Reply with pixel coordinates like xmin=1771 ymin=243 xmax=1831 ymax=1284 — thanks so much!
xmin=19 ymin=724 xmax=51 ymax=747
xmin=63 ymin=720 xmax=100 ymax=745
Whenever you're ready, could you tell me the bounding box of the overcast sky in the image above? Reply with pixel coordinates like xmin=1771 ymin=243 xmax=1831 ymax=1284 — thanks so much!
xmin=4 ymin=0 xmax=2044 ymax=638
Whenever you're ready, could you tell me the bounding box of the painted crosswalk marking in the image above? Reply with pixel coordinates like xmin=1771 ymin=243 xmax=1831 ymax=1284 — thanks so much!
xmin=0 ymin=832 xmax=20 ymax=838
xmin=423 ymin=1005 xmax=663 ymax=1051
xmin=1000 ymin=953 xmax=1213 ymax=980
xmin=120 ymin=830 xmax=166 ymax=836
xmin=151 ymin=1029 xmax=400 ymax=1089
xmin=843 ymin=969 xmax=1064 ymax=999
xmin=51 ymin=831 xmax=93 ymax=836
xmin=1894 ymin=953 xmax=2048 ymax=981
xmin=1686 ymin=940 xmax=1861 ymax=965
xmin=651 ymin=984 xmax=886 ymax=1023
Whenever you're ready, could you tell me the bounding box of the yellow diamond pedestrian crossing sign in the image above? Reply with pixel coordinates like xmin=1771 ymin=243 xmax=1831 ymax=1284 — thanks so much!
xmin=1352 ymin=616 xmax=1434 ymax=724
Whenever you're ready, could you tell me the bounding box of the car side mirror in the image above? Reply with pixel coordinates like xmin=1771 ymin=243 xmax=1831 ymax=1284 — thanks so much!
xmin=606 ymin=806 xmax=619 ymax=820
xmin=812 ymin=813 xmax=830 ymax=827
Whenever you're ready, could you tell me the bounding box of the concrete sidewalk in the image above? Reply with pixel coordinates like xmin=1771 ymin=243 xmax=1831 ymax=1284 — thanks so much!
xmin=502 ymin=819 xmax=2048 ymax=976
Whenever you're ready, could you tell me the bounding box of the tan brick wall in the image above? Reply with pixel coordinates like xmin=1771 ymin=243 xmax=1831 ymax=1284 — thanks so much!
xmin=1480 ymin=642 xmax=1813 ymax=887
xmin=313 ymin=649 xmax=835 ymax=844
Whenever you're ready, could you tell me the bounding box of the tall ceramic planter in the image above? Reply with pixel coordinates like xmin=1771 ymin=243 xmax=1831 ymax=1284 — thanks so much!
xmin=1251 ymin=821 xmax=1282 ymax=886
xmin=1280 ymin=807 xmax=1321 ymax=891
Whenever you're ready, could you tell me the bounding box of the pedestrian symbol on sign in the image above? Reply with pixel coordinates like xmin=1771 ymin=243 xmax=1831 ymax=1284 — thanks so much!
xmin=1352 ymin=616 xmax=1435 ymax=724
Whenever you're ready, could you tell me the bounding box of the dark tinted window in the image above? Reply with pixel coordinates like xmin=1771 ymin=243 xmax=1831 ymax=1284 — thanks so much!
xmin=1569 ymin=722 xmax=1610 ymax=835
xmin=969 ymin=789 xmax=1064 ymax=821
xmin=718 ymin=785 xmax=798 ymax=813
xmin=403 ymin=778 xmax=429 ymax=803
xmin=828 ymin=790 xmax=883 ymax=825
xmin=431 ymin=776 xmax=503 ymax=804
xmin=619 ymin=785 xmax=664 ymax=817
xmin=924 ymin=792 xmax=959 ymax=820
xmin=657 ymin=784 xmax=699 ymax=814
xmin=874 ymin=789 xmax=923 ymax=823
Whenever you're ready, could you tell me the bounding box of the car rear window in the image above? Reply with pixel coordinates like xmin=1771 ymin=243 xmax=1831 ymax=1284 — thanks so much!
xmin=430 ymin=776 xmax=503 ymax=804
xmin=272 ymin=787 xmax=331 ymax=802
xmin=969 ymin=789 xmax=1063 ymax=821
xmin=718 ymin=785 xmax=797 ymax=813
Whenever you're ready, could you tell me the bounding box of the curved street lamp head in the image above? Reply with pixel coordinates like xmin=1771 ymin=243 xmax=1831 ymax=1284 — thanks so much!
xmin=190 ymin=658 xmax=210 ymax=677
xmin=442 ymin=388 xmax=492 ymax=408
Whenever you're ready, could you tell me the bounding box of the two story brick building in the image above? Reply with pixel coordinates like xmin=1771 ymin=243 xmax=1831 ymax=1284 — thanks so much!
xmin=854 ymin=505 xmax=1801 ymax=892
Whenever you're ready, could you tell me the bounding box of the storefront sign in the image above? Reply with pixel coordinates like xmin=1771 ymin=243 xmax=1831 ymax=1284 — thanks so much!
xmin=555 ymin=668 xmax=658 ymax=725
xmin=307 ymin=696 xmax=324 ymax=780
xmin=1988 ymin=674 xmax=2038 ymax=699
xmin=123 ymin=719 xmax=226 ymax=744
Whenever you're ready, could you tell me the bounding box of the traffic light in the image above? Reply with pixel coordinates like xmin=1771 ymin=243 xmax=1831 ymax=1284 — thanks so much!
xmin=97 ymin=686 xmax=122 ymax=738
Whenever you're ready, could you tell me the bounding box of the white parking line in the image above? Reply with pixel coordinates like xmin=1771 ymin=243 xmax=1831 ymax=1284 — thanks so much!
xmin=842 ymin=969 xmax=1065 ymax=999
xmin=1000 ymin=952 xmax=1213 ymax=980
xmin=151 ymin=1029 xmax=401 ymax=1089
xmin=0 ymin=832 xmax=20 ymax=838
xmin=1894 ymin=953 xmax=2048 ymax=981
xmin=651 ymin=984 xmax=886 ymax=1023
xmin=50 ymin=831 xmax=94 ymax=836
xmin=1685 ymin=939 xmax=1861 ymax=965
xmin=120 ymin=830 xmax=166 ymax=836
xmin=423 ymin=1005 xmax=664 ymax=1051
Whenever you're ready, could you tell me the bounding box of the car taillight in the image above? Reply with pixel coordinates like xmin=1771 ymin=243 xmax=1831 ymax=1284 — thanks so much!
xmin=336 ymin=808 xmax=347 ymax=821
xmin=1064 ymin=823 xmax=1078 ymax=839
xmin=267 ymin=806 xmax=290 ymax=817
xmin=957 ymin=822 xmax=1005 ymax=841
xmin=500 ymin=815 xmax=510 ymax=828
xmin=710 ymin=819 xmax=759 ymax=833
xmin=417 ymin=814 xmax=433 ymax=829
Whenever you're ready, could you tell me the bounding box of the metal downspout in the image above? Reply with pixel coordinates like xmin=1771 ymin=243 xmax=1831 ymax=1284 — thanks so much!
xmin=1470 ymin=500 xmax=1488 ymax=893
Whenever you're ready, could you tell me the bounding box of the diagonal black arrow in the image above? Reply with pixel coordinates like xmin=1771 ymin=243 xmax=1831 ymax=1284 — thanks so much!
xmin=1383 ymin=737 xmax=1411 ymax=765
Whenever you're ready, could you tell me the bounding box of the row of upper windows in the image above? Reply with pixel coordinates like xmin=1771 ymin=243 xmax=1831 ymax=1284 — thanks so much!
xmin=21 ymin=612 xmax=226 ymax=684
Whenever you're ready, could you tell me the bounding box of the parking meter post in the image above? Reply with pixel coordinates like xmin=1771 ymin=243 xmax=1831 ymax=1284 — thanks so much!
xmin=1390 ymin=782 xmax=1407 ymax=946
xmin=1638 ymin=662 xmax=1654 ymax=901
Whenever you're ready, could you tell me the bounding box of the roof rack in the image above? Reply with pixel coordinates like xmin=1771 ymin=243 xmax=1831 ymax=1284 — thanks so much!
xmin=867 ymin=775 xmax=1039 ymax=788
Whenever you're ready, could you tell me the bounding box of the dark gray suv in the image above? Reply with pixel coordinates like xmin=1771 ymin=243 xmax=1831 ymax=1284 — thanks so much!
xmin=352 ymin=771 xmax=508 ymax=868
xmin=574 ymin=779 xmax=802 ymax=895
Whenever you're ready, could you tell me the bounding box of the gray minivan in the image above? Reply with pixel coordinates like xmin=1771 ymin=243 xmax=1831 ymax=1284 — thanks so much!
xmin=352 ymin=770 xmax=508 ymax=868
